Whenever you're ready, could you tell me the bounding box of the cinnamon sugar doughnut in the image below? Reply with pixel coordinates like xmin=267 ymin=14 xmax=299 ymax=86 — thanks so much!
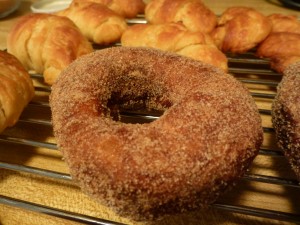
xmin=50 ymin=47 xmax=263 ymax=220
xmin=272 ymin=62 xmax=300 ymax=179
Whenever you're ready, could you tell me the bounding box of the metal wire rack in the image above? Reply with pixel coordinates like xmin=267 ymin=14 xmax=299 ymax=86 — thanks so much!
xmin=1 ymin=18 xmax=300 ymax=225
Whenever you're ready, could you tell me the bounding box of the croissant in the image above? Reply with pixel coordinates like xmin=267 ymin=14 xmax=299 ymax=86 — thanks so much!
xmin=268 ymin=14 xmax=300 ymax=34
xmin=121 ymin=23 xmax=228 ymax=72
xmin=145 ymin=0 xmax=217 ymax=33
xmin=256 ymin=32 xmax=300 ymax=73
xmin=211 ymin=7 xmax=272 ymax=53
xmin=0 ymin=50 xmax=34 ymax=133
xmin=72 ymin=0 xmax=145 ymax=18
xmin=7 ymin=13 xmax=93 ymax=85
xmin=57 ymin=1 xmax=128 ymax=45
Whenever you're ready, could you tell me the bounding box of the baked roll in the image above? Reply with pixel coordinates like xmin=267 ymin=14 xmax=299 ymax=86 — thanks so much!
xmin=0 ymin=50 xmax=34 ymax=133
xmin=7 ymin=13 xmax=93 ymax=85
xmin=256 ymin=32 xmax=300 ymax=73
xmin=272 ymin=62 xmax=300 ymax=179
xmin=121 ymin=23 xmax=228 ymax=72
xmin=57 ymin=1 xmax=128 ymax=45
xmin=72 ymin=0 xmax=145 ymax=18
xmin=268 ymin=14 xmax=300 ymax=34
xmin=145 ymin=0 xmax=217 ymax=33
xmin=211 ymin=7 xmax=271 ymax=53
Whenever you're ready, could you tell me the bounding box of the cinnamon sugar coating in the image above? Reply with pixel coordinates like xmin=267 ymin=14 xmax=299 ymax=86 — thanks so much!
xmin=50 ymin=47 xmax=263 ymax=220
xmin=272 ymin=62 xmax=300 ymax=180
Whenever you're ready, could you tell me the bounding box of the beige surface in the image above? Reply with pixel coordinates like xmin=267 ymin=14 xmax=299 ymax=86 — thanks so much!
xmin=1 ymin=0 xmax=300 ymax=225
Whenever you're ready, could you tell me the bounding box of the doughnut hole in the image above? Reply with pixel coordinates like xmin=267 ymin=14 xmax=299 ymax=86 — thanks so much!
xmin=105 ymin=69 xmax=171 ymax=123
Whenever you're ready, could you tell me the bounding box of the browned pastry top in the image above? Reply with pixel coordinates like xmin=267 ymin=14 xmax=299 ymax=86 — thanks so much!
xmin=121 ymin=23 xmax=228 ymax=71
xmin=57 ymin=1 xmax=128 ymax=45
xmin=256 ymin=32 xmax=300 ymax=73
xmin=145 ymin=0 xmax=217 ymax=33
xmin=211 ymin=7 xmax=272 ymax=53
xmin=272 ymin=62 xmax=300 ymax=179
xmin=73 ymin=0 xmax=145 ymax=18
xmin=7 ymin=13 xmax=93 ymax=85
xmin=268 ymin=13 xmax=300 ymax=34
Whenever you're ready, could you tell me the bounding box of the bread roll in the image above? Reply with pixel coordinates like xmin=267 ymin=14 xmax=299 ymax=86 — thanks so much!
xmin=57 ymin=1 xmax=127 ymax=45
xmin=0 ymin=50 xmax=34 ymax=133
xmin=211 ymin=7 xmax=271 ymax=53
xmin=145 ymin=0 xmax=217 ymax=33
xmin=7 ymin=13 xmax=93 ymax=85
xmin=256 ymin=32 xmax=300 ymax=73
xmin=121 ymin=23 xmax=228 ymax=71
xmin=73 ymin=0 xmax=145 ymax=18
xmin=268 ymin=14 xmax=300 ymax=34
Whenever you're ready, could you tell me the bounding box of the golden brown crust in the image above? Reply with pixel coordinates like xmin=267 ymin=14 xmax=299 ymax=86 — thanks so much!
xmin=256 ymin=32 xmax=300 ymax=73
xmin=121 ymin=23 xmax=228 ymax=71
xmin=0 ymin=50 xmax=34 ymax=133
xmin=7 ymin=13 xmax=93 ymax=85
xmin=73 ymin=0 xmax=145 ymax=18
xmin=272 ymin=62 xmax=300 ymax=179
xmin=145 ymin=0 xmax=217 ymax=33
xmin=50 ymin=47 xmax=262 ymax=220
xmin=270 ymin=56 xmax=300 ymax=74
xmin=57 ymin=1 xmax=127 ymax=45
xmin=257 ymin=32 xmax=300 ymax=58
xmin=268 ymin=14 xmax=300 ymax=34
xmin=211 ymin=7 xmax=272 ymax=53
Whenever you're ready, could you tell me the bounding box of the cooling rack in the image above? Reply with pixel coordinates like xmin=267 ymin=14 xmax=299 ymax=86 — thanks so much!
xmin=1 ymin=18 xmax=300 ymax=225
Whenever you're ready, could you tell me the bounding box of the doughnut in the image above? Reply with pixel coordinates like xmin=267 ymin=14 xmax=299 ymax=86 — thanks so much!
xmin=272 ymin=62 xmax=300 ymax=179
xmin=50 ymin=47 xmax=263 ymax=220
